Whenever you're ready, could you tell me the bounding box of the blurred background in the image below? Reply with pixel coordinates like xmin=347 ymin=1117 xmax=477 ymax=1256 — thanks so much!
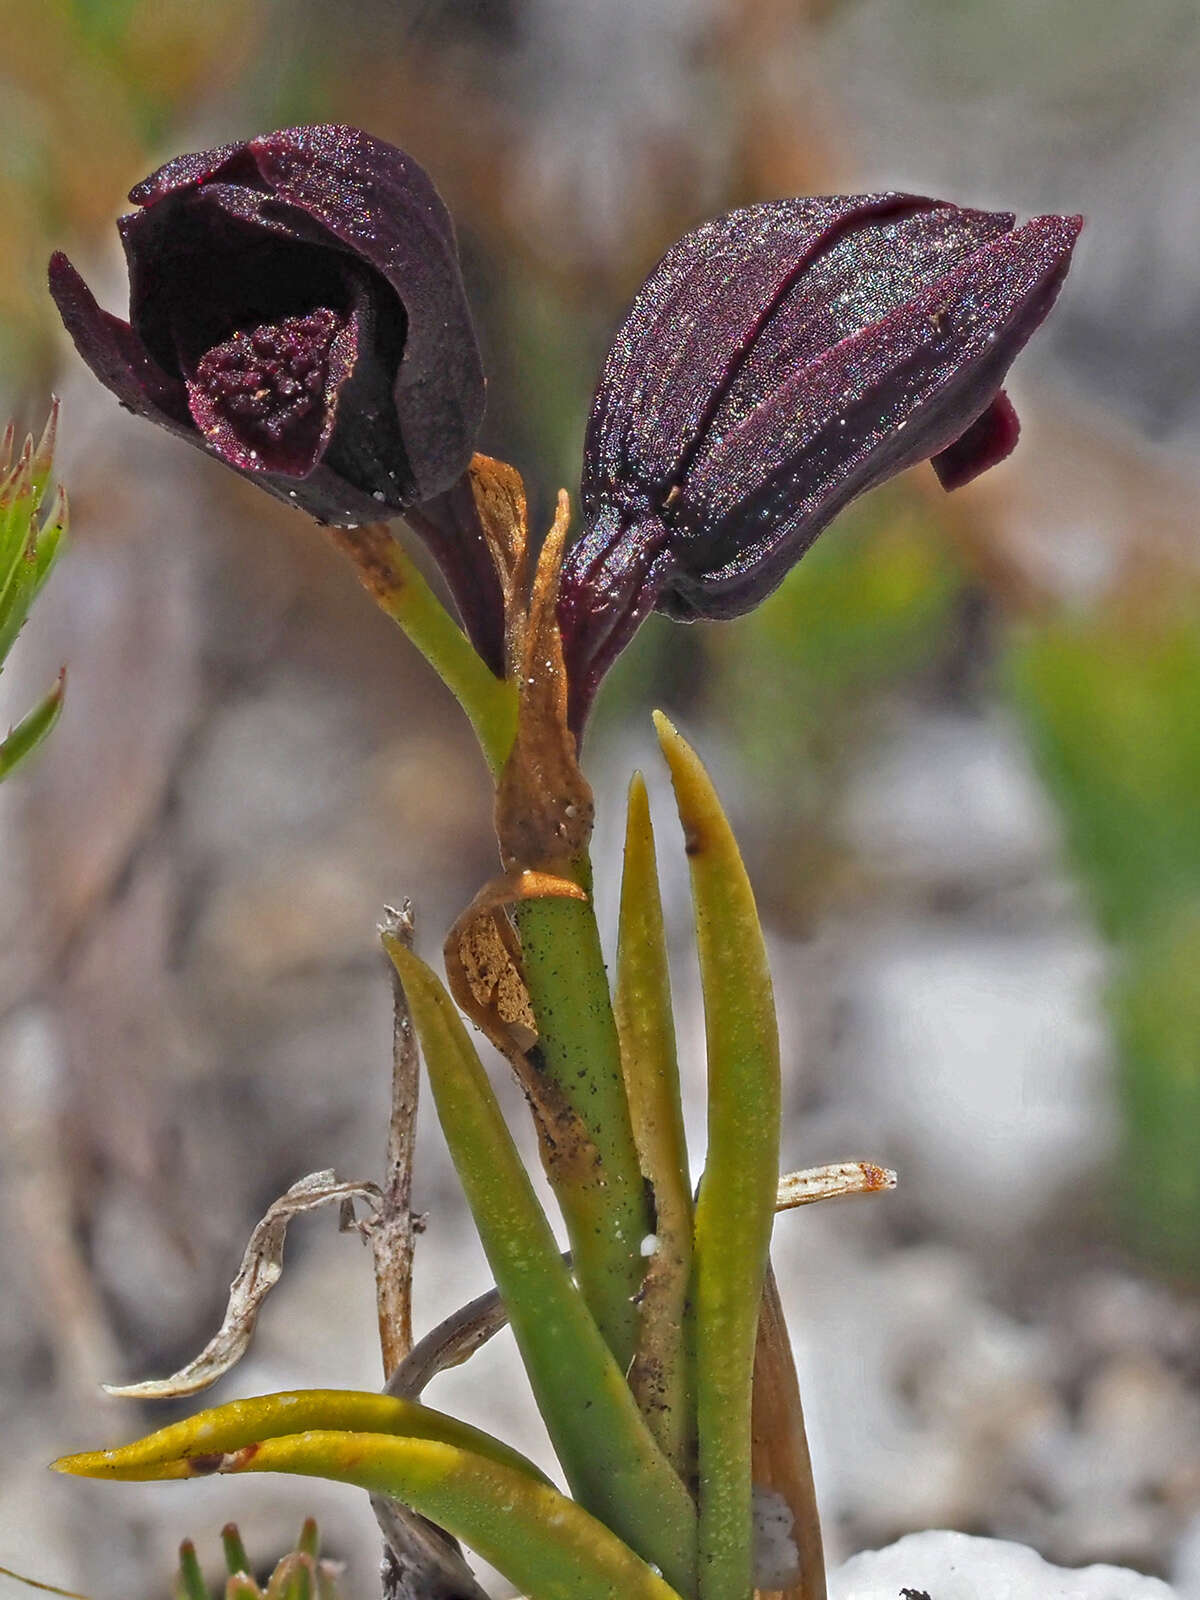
xmin=2 ymin=0 xmax=1199 ymax=1594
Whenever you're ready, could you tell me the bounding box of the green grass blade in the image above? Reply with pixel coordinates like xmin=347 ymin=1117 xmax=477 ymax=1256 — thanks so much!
xmin=0 ymin=671 xmax=65 ymax=782
xmin=614 ymin=770 xmax=694 ymax=1475
xmin=384 ymin=941 xmax=697 ymax=1594
xmin=59 ymin=1426 xmax=685 ymax=1600
xmin=0 ymin=406 xmax=68 ymax=779
xmin=654 ymin=713 xmax=781 ymax=1600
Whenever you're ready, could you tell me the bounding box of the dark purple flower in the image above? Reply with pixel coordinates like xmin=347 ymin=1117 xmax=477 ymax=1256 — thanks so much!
xmin=49 ymin=125 xmax=504 ymax=670
xmin=558 ymin=193 xmax=1082 ymax=730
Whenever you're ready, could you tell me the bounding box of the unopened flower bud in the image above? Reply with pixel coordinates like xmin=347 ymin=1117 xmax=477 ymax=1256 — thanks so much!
xmin=559 ymin=194 xmax=1082 ymax=730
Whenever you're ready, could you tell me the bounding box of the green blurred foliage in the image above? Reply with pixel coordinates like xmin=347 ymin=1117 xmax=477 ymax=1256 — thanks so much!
xmin=0 ymin=0 xmax=262 ymax=385
xmin=707 ymin=487 xmax=965 ymax=786
xmin=1113 ymin=906 xmax=1200 ymax=1274
xmin=1009 ymin=594 xmax=1200 ymax=1274
xmin=600 ymin=483 xmax=967 ymax=926
xmin=0 ymin=406 xmax=67 ymax=781
xmin=1010 ymin=602 xmax=1200 ymax=940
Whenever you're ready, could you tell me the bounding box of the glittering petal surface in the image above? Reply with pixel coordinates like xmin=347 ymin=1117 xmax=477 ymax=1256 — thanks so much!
xmin=49 ymin=125 xmax=501 ymax=668
xmin=684 ymin=203 xmax=1015 ymax=482
xmin=560 ymin=198 xmax=1082 ymax=728
xmin=48 ymin=251 xmax=195 ymax=437
xmin=671 ymin=212 xmax=1082 ymax=616
xmin=582 ymin=192 xmax=1004 ymax=516
xmin=247 ymin=126 xmax=484 ymax=504
xmin=128 ymin=141 xmax=266 ymax=204
xmin=117 ymin=184 xmax=360 ymax=378
xmin=49 ymin=247 xmax=410 ymax=529
xmin=556 ymin=504 xmax=673 ymax=726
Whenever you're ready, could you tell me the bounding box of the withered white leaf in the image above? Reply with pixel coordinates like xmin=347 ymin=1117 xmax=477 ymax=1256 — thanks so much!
xmin=103 ymin=1169 xmax=381 ymax=1400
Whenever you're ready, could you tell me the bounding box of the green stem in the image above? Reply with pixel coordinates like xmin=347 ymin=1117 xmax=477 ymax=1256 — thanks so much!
xmin=324 ymin=523 xmax=518 ymax=775
xmin=516 ymin=851 xmax=653 ymax=1376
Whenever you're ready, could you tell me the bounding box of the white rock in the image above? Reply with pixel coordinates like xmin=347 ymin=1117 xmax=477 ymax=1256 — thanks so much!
xmin=837 ymin=923 xmax=1112 ymax=1234
xmin=842 ymin=709 xmax=1059 ymax=886
xmin=831 ymin=1529 xmax=1176 ymax=1600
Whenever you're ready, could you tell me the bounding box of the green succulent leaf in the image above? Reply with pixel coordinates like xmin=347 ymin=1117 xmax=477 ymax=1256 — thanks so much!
xmin=294 ymin=1521 xmax=319 ymax=1563
xmin=614 ymin=770 xmax=695 ymax=1475
xmin=55 ymin=1390 xmax=547 ymax=1485
xmin=514 ymin=870 xmax=653 ymax=1371
xmin=654 ymin=712 xmax=781 ymax=1600
xmin=383 ymin=940 xmax=698 ymax=1592
xmin=258 ymin=1556 xmax=308 ymax=1600
xmin=57 ymin=1408 xmax=684 ymax=1600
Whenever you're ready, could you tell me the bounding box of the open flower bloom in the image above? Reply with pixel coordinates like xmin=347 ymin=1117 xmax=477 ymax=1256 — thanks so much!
xmin=558 ymin=194 xmax=1083 ymax=732
xmin=50 ymin=125 xmax=504 ymax=668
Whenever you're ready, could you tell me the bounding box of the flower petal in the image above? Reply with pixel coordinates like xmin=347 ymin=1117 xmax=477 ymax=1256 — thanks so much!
xmin=118 ymin=187 xmax=361 ymax=378
xmin=558 ymin=504 xmax=674 ymax=735
xmin=582 ymin=194 xmax=952 ymax=517
xmin=51 ymin=125 xmax=501 ymax=669
xmin=49 ymin=251 xmax=409 ymax=527
xmin=930 ymin=388 xmax=1021 ymax=490
xmin=663 ymin=212 xmax=1082 ymax=618
xmin=560 ymin=202 xmax=1081 ymax=730
xmin=48 ymin=251 xmax=194 ymax=435
xmin=692 ymin=203 xmax=1015 ymax=465
xmin=246 ymin=126 xmax=485 ymax=502
xmin=128 ymin=140 xmax=266 ymax=204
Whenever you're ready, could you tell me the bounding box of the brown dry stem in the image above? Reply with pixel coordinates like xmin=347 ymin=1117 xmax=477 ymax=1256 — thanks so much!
xmin=374 ymin=902 xmax=420 ymax=1380
xmin=751 ymin=1266 xmax=826 ymax=1600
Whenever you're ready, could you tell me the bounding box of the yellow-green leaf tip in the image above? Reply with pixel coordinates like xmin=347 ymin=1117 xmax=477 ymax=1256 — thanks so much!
xmin=51 ymin=1448 xmax=192 ymax=1481
xmin=51 ymin=1450 xmax=104 ymax=1477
